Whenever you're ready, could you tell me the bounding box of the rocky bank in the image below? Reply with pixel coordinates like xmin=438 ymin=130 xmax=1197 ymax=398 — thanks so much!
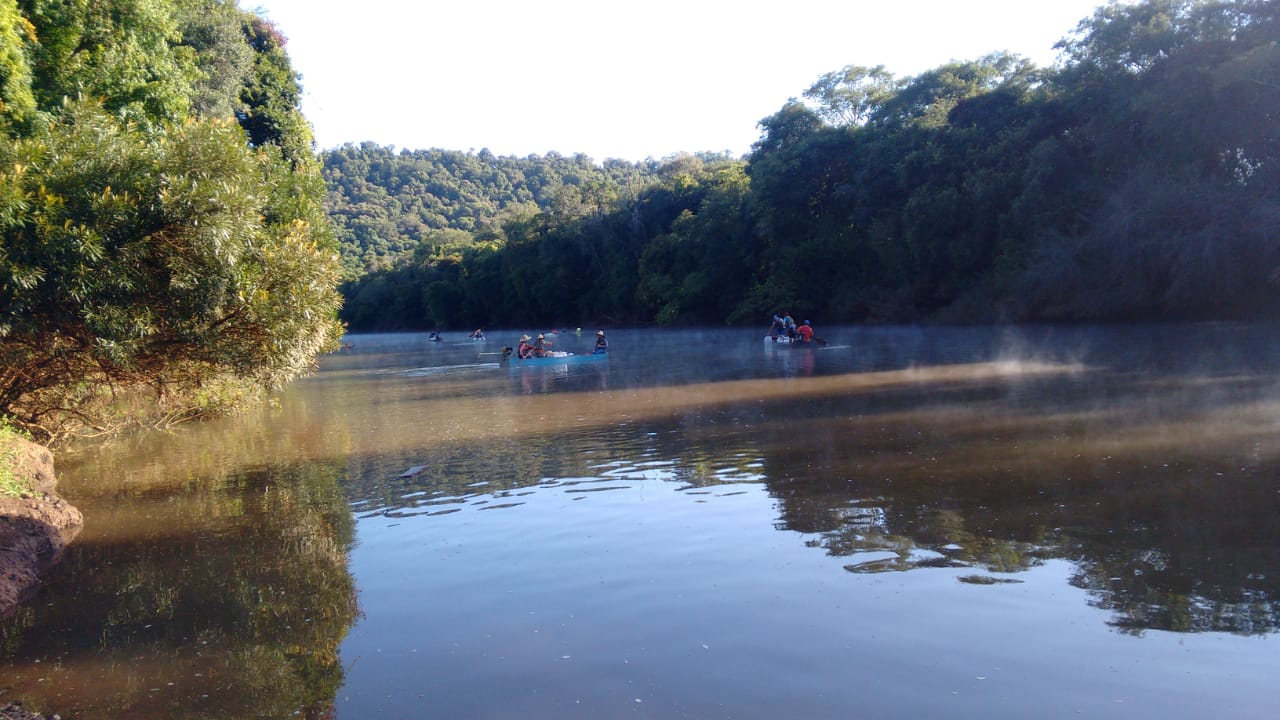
xmin=0 ymin=438 xmax=81 ymax=720
xmin=0 ymin=436 xmax=83 ymax=617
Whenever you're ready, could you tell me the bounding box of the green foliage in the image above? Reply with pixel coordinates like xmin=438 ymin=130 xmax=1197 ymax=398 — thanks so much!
xmin=0 ymin=1 xmax=342 ymax=443
xmin=238 ymin=12 xmax=313 ymax=164
xmin=175 ymin=0 xmax=255 ymax=119
xmin=0 ymin=102 xmax=342 ymax=441
xmin=330 ymin=0 xmax=1280 ymax=330
xmin=802 ymin=64 xmax=901 ymax=127
xmin=322 ymin=143 xmax=656 ymax=280
xmin=20 ymin=0 xmax=202 ymax=127
xmin=0 ymin=416 xmax=30 ymax=496
xmin=0 ymin=0 xmax=37 ymax=132
xmin=1011 ymin=0 xmax=1280 ymax=320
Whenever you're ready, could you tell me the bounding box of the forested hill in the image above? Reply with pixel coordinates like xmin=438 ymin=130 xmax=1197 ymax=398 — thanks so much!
xmin=322 ymin=145 xmax=686 ymax=278
xmin=331 ymin=0 xmax=1280 ymax=331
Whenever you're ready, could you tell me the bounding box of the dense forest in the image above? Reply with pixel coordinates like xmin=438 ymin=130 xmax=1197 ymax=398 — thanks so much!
xmin=0 ymin=0 xmax=344 ymax=442
xmin=332 ymin=0 xmax=1279 ymax=331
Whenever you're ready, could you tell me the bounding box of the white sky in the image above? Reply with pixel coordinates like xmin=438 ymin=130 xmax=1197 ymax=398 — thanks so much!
xmin=249 ymin=0 xmax=1118 ymax=162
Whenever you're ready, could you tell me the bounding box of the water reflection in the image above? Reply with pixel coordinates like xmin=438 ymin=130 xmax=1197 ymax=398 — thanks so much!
xmin=1 ymin=324 xmax=1278 ymax=719
xmin=0 ymin=460 xmax=358 ymax=719
xmin=732 ymin=369 xmax=1280 ymax=636
xmin=341 ymin=340 xmax=1280 ymax=637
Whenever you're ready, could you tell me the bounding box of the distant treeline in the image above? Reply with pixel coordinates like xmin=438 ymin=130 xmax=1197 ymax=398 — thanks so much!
xmin=329 ymin=0 xmax=1280 ymax=331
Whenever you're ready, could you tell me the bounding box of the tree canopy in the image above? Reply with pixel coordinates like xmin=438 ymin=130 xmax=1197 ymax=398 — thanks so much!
xmin=0 ymin=0 xmax=343 ymax=443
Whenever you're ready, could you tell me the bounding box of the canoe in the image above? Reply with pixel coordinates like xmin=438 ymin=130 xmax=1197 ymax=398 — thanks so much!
xmin=766 ymin=335 xmax=824 ymax=347
xmin=503 ymin=351 xmax=608 ymax=368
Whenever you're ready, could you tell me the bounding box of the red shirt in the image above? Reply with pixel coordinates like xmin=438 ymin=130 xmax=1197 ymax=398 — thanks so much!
xmin=797 ymin=325 xmax=814 ymax=342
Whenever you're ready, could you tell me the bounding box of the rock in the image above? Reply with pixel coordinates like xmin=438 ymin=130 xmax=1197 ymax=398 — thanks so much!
xmin=0 ymin=435 xmax=83 ymax=617
xmin=0 ymin=702 xmax=59 ymax=720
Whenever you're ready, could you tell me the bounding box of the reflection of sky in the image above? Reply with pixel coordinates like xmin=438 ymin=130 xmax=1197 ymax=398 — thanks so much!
xmin=341 ymin=471 xmax=1277 ymax=720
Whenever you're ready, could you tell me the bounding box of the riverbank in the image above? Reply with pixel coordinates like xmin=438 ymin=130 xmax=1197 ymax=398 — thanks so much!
xmin=0 ymin=435 xmax=82 ymax=617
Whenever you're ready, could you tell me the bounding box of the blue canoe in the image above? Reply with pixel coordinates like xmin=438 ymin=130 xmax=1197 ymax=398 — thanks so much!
xmin=503 ymin=351 xmax=608 ymax=368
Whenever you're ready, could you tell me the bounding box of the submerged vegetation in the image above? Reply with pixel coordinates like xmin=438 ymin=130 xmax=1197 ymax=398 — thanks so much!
xmin=0 ymin=0 xmax=344 ymax=444
xmin=332 ymin=0 xmax=1280 ymax=331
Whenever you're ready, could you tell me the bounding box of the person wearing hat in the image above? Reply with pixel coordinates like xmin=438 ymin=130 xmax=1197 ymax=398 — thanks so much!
xmin=516 ymin=334 xmax=535 ymax=359
xmin=593 ymin=330 xmax=609 ymax=354
xmin=796 ymin=319 xmax=814 ymax=344
xmin=533 ymin=333 xmax=552 ymax=357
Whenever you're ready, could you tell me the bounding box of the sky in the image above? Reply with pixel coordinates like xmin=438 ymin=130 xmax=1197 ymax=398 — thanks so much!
xmin=249 ymin=0 xmax=1119 ymax=162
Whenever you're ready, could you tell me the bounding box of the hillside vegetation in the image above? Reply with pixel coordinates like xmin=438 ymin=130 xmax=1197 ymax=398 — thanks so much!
xmin=331 ymin=0 xmax=1279 ymax=330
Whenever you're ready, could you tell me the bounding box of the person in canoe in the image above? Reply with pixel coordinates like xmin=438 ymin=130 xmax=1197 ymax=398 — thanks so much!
xmin=769 ymin=314 xmax=786 ymax=340
xmin=533 ymin=333 xmax=552 ymax=357
xmin=516 ymin=334 xmax=536 ymax=359
xmin=782 ymin=312 xmax=798 ymax=339
xmin=593 ymin=330 xmax=609 ymax=354
xmin=796 ymin=319 xmax=815 ymax=344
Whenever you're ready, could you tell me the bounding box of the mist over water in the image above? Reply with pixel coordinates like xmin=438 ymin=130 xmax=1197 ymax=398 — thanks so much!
xmin=3 ymin=323 xmax=1278 ymax=719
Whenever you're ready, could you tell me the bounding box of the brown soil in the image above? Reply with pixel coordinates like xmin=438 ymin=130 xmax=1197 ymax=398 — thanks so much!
xmin=0 ymin=436 xmax=83 ymax=618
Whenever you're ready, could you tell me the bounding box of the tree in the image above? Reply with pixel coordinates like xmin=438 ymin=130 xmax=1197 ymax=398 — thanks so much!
xmin=751 ymin=99 xmax=824 ymax=155
xmin=0 ymin=102 xmax=343 ymax=441
xmin=238 ymin=12 xmax=312 ymax=164
xmin=802 ymin=64 xmax=901 ymax=127
xmin=870 ymin=52 xmax=1038 ymax=130
xmin=0 ymin=0 xmax=36 ymax=132
xmin=19 ymin=0 xmax=201 ymax=126
xmin=175 ymin=0 xmax=255 ymax=120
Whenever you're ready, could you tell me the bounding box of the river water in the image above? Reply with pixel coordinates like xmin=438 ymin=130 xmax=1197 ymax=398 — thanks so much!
xmin=2 ymin=324 xmax=1278 ymax=719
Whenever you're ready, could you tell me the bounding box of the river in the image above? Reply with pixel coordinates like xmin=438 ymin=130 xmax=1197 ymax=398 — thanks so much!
xmin=2 ymin=323 xmax=1278 ymax=719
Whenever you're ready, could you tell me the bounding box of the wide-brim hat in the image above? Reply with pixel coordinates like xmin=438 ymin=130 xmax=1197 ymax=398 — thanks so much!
xmin=520 ymin=335 xmax=531 ymax=342
xmin=596 ymin=330 xmax=605 ymax=336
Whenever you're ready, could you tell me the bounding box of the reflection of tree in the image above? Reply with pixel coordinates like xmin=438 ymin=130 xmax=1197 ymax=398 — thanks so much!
xmin=344 ymin=416 xmax=767 ymax=518
xmin=0 ymin=461 xmax=358 ymax=719
xmin=350 ymin=357 xmax=1280 ymax=638
xmin=1063 ymin=476 xmax=1280 ymax=635
xmin=813 ymin=505 xmax=1050 ymax=577
xmin=338 ymin=357 xmax=1280 ymax=637
xmin=751 ymin=371 xmax=1280 ymax=635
